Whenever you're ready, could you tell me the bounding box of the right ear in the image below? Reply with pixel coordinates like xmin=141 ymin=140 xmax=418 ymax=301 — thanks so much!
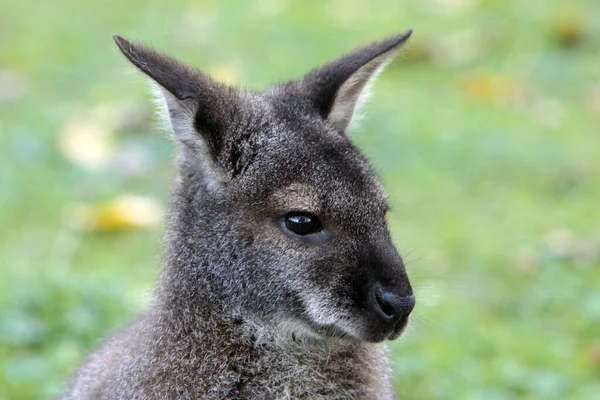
xmin=291 ymin=30 xmax=411 ymax=134
xmin=113 ymin=35 xmax=237 ymax=183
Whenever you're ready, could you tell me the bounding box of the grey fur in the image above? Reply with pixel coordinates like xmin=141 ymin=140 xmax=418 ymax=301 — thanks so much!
xmin=62 ymin=30 xmax=415 ymax=399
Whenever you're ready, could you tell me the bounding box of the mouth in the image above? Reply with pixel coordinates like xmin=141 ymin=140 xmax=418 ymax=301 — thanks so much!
xmin=323 ymin=313 xmax=411 ymax=343
xmin=385 ymin=315 xmax=410 ymax=340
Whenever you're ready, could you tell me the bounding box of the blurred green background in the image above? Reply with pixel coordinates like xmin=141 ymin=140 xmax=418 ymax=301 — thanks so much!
xmin=1 ymin=0 xmax=599 ymax=398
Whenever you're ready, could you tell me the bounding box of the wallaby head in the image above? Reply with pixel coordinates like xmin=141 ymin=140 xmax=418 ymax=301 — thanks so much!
xmin=114 ymin=31 xmax=415 ymax=344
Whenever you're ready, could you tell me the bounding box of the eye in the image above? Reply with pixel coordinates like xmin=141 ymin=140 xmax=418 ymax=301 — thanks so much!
xmin=283 ymin=213 xmax=322 ymax=236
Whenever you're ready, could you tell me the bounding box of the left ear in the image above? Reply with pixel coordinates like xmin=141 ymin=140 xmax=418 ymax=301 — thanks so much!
xmin=300 ymin=30 xmax=412 ymax=133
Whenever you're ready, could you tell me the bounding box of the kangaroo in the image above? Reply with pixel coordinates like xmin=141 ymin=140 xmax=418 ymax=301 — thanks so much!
xmin=62 ymin=30 xmax=416 ymax=399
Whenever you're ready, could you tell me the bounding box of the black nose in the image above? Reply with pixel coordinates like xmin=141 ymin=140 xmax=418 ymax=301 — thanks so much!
xmin=374 ymin=285 xmax=415 ymax=321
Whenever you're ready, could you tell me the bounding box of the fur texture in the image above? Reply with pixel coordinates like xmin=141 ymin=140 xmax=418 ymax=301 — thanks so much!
xmin=62 ymin=30 xmax=415 ymax=399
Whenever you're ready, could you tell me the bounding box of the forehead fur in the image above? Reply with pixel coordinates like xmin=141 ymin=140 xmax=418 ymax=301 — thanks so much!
xmin=269 ymin=183 xmax=321 ymax=215
xmin=225 ymin=93 xmax=388 ymax=222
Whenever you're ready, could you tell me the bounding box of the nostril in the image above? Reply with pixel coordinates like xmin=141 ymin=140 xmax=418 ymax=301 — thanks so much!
xmin=375 ymin=288 xmax=396 ymax=317
xmin=374 ymin=286 xmax=415 ymax=320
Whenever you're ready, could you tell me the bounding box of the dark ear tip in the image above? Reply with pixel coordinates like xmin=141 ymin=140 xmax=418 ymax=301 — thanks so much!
xmin=113 ymin=35 xmax=132 ymax=54
xmin=396 ymin=29 xmax=413 ymax=44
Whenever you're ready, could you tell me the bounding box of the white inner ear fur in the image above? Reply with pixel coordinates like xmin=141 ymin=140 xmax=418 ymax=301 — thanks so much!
xmin=149 ymin=81 xmax=227 ymax=189
xmin=150 ymin=81 xmax=197 ymax=144
xmin=328 ymin=51 xmax=400 ymax=133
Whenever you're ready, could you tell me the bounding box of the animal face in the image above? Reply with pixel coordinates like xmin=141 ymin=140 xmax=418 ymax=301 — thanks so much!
xmin=114 ymin=31 xmax=415 ymax=343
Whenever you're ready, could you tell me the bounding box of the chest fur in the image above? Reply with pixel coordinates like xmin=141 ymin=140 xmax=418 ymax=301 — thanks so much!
xmin=192 ymin=337 xmax=392 ymax=399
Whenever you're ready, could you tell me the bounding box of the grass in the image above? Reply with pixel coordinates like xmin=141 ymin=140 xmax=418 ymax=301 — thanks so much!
xmin=1 ymin=0 xmax=599 ymax=398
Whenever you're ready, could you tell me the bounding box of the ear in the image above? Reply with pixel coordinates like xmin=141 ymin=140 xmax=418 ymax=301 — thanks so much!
xmin=300 ymin=30 xmax=412 ymax=133
xmin=113 ymin=35 xmax=239 ymax=182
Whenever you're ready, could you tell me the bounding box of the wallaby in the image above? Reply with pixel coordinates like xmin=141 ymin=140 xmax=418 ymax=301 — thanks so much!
xmin=62 ymin=30 xmax=416 ymax=399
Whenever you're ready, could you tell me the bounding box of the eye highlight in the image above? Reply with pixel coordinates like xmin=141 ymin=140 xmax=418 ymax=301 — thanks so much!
xmin=283 ymin=213 xmax=322 ymax=236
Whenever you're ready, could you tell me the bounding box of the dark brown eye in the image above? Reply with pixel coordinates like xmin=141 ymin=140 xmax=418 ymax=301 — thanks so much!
xmin=284 ymin=213 xmax=322 ymax=235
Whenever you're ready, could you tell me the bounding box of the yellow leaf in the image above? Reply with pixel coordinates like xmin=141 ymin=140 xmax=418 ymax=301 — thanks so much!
xmin=460 ymin=72 xmax=530 ymax=106
xmin=58 ymin=104 xmax=121 ymax=170
xmin=58 ymin=120 xmax=114 ymax=170
xmin=69 ymin=195 xmax=163 ymax=232
xmin=461 ymin=73 xmax=508 ymax=102
xmin=548 ymin=5 xmax=588 ymax=49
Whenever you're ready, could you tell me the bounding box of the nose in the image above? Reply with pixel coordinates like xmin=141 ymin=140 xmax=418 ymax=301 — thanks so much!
xmin=373 ymin=285 xmax=415 ymax=322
